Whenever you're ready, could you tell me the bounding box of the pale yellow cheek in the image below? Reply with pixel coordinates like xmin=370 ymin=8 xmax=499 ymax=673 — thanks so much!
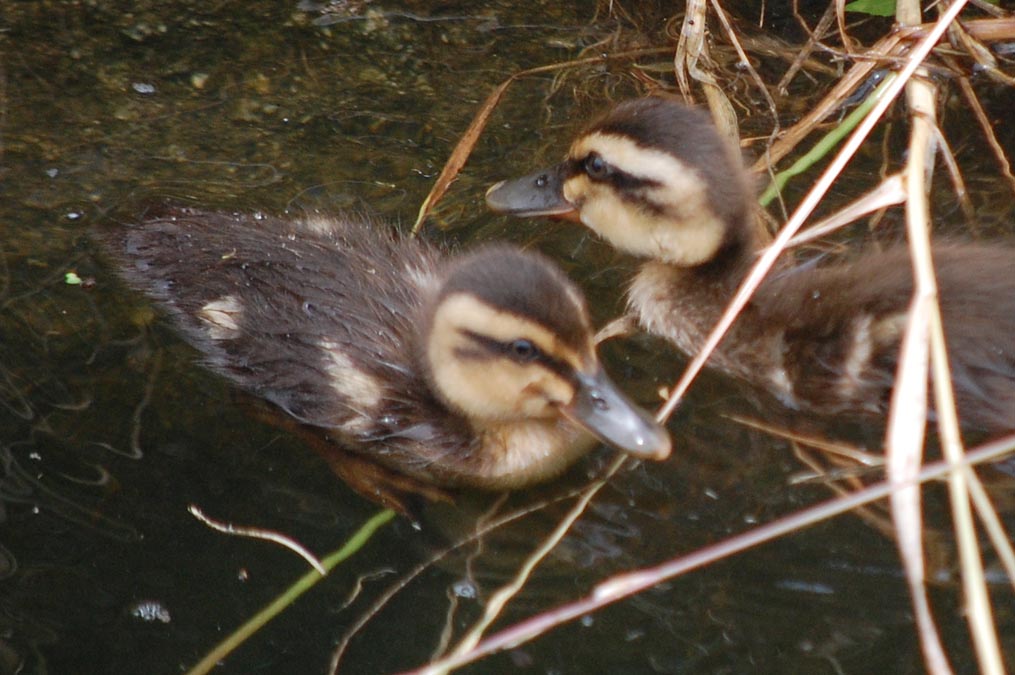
xmin=537 ymin=372 xmax=575 ymax=407
xmin=434 ymin=360 xmax=533 ymax=421
xmin=518 ymin=374 xmax=574 ymax=418
xmin=563 ymin=175 xmax=659 ymax=259
xmin=517 ymin=388 xmax=556 ymax=417
xmin=580 ymin=197 xmax=659 ymax=260
xmin=451 ymin=366 xmax=574 ymax=421
xmin=562 ymin=175 xmax=589 ymax=207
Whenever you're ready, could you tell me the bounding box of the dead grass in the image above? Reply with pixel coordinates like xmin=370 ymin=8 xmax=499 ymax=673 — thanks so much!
xmin=391 ymin=1 xmax=1015 ymax=674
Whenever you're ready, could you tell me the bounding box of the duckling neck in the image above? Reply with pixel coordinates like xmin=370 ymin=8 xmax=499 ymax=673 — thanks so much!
xmin=693 ymin=233 xmax=757 ymax=285
xmin=663 ymin=223 xmax=759 ymax=299
xmin=627 ymin=228 xmax=759 ymax=371
xmin=462 ymin=420 xmax=596 ymax=489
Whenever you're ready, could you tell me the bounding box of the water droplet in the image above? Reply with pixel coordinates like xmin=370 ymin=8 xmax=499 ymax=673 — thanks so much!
xmin=452 ymin=580 xmax=476 ymax=598
xmin=128 ymin=600 xmax=171 ymax=624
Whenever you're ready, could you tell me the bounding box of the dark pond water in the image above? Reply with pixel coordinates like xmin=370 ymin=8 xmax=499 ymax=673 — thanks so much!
xmin=2 ymin=2 xmax=1014 ymax=674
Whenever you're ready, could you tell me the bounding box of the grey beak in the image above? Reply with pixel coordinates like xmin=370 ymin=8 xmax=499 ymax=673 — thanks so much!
xmin=563 ymin=367 xmax=671 ymax=461
xmin=485 ymin=165 xmax=575 ymax=217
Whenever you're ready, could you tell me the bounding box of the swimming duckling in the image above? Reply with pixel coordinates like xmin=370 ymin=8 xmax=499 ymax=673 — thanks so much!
xmin=487 ymin=96 xmax=1015 ymax=434
xmin=101 ymin=205 xmax=670 ymax=510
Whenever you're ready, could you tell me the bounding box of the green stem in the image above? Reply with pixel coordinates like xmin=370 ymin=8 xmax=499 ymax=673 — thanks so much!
xmin=760 ymin=72 xmax=897 ymax=207
xmin=185 ymin=508 xmax=396 ymax=675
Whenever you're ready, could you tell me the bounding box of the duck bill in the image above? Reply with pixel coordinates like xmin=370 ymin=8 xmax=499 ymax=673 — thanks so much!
xmin=562 ymin=367 xmax=672 ymax=461
xmin=485 ymin=165 xmax=579 ymax=220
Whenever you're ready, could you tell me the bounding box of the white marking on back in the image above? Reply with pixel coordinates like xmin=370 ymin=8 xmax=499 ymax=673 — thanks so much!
xmin=404 ymin=262 xmax=439 ymax=295
xmin=300 ymin=216 xmax=343 ymax=236
xmin=838 ymin=314 xmax=874 ymax=399
xmin=319 ymin=339 xmax=384 ymax=432
xmin=199 ymin=295 xmax=243 ymax=340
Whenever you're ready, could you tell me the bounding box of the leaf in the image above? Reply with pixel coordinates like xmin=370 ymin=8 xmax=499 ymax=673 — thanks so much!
xmin=844 ymin=0 xmax=896 ymax=17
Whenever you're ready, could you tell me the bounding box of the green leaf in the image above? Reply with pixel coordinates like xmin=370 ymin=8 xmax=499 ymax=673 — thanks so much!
xmin=845 ymin=0 xmax=896 ymax=16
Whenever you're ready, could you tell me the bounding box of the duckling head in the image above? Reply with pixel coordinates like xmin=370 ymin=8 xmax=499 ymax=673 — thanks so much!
xmin=487 ymin=97 xmax=754 ymax=268
xmin=423 ymin=246 xmax=670 ymax=461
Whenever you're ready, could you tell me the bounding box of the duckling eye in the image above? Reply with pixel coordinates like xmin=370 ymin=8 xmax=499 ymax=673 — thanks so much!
xmin=508 ymin=339 xmax=539 ymax=362
xmin=583 ymin=152 xmax=611 ymax=180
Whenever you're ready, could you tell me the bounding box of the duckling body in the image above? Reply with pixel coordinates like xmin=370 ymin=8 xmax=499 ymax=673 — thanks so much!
xmin=103 ymin=205 xmax=669 ymax=504
xmin=487 ymin=97 xmax=1015 ymax=433
xmin=632 ymin=245 xmax=1015 ymax=429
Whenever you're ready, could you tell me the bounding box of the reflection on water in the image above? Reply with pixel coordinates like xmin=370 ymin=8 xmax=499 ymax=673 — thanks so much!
xmin=1 ymin=1 xmax=1013 ymax=673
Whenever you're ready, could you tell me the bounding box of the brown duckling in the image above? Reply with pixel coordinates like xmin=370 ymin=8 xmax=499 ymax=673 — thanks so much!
xmin=487 ymin=96 xmax=1015 ymax=434
xmin=102 ymin=205 xmax=670 ymax=510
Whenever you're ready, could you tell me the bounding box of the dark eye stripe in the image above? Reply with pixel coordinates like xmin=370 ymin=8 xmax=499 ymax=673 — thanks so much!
xmin=459 ymin=329 xmax=574 ymax=380
xmin=618 ymin=188 xmax=669 ymax=216
xmin=452 ymin=345 xmax=495 ymax=362
xmin=568 ymin=154 xmax=663 ymax=193
xmin=565 ymin=156 xmax=667 ymax=217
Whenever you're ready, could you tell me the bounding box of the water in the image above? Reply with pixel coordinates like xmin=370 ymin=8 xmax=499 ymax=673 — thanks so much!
xmin=2 ymin=2 xmax=1013 ymax=673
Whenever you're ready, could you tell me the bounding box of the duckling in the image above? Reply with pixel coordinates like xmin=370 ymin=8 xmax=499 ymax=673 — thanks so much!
xmin=101 ymin=205 xmax=670 ymax=510
xmin=487 ymin=96 xmax=1015 ymax=434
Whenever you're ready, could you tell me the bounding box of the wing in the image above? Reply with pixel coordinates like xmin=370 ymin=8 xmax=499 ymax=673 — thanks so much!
xmin=757 ymin=244 xmax=1015 ymax=430
xmin=101 ymin=205 xmax=443 ymax=437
